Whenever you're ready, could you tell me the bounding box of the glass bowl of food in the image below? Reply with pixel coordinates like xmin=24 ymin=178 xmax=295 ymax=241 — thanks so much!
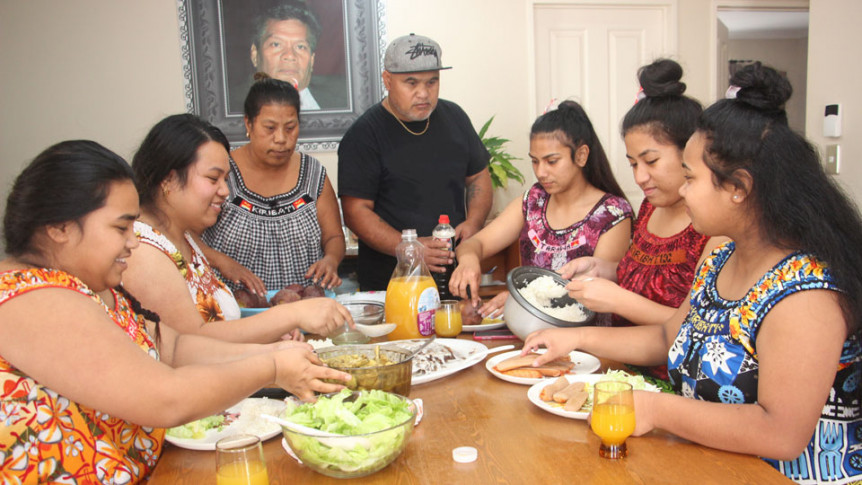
xmin=316 ymin=344 xmax=413 ymax=396
xmin=504 ymin=266 xmax=595 ymax=340
xmin=281 ymin=389 xmax=416 ymax=478
xmin=341 ymin=300 xmax=385 ymax=325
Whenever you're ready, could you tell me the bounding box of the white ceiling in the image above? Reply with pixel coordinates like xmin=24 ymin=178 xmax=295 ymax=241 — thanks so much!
xmin=718 ymin=11 xmax=809 ymax=40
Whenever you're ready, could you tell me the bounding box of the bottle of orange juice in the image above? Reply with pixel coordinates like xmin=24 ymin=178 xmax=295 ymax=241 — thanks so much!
xmin=385 ymin=229 xmax=440 ymax=340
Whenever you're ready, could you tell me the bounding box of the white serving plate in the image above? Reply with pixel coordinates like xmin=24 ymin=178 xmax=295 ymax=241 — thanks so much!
xmin=462 ymin=317 xmax=507 ymax=332
xmin=164 ymin=398 xmax=285 ymax=451
xmin=527 ymin=373 xmax=659 ymax=420
xmin=390 ymin=338 xmax=489 ymax=385
xmin=485 ymin=349 xmax=601 ymax=385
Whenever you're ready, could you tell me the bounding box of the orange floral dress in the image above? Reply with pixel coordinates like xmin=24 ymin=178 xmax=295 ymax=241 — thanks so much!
xmin=0 ymin=268 xmax=165 ymax=484
xmin=134 ymin=221 xmax=240 ymax=322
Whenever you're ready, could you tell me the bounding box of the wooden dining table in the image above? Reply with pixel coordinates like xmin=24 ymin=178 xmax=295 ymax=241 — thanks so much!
xmin=148 ymin=336 xmax=793 ymax=484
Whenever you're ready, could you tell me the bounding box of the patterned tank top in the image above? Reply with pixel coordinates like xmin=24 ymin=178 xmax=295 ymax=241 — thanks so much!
xmin=202 ymin=153 xmax=326 ymax=291
xmin=0 ymin=268 xmax=164 ymax=484
xmin=135 ymin=221 xmax=240 ymax=322
xmin=668 ymin=242 xmax=862 ymax=484
xmin=518 ymin=183 xmax=633 ymax=271
xmin=615 ymin=199 xmax=709 ymax=380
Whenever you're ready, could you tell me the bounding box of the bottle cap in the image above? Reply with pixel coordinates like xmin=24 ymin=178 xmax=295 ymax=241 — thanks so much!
xmin=452 ymin=446 xmax=477 ymax=463
xmin=402 ymin=228 xmax=417 ymax=239
xmin=438 ymin=214 xmax=450 ymax=224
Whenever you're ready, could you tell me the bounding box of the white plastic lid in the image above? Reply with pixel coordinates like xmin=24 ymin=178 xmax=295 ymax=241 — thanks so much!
xmin=452 ymin=446 xmax=478 ymax=463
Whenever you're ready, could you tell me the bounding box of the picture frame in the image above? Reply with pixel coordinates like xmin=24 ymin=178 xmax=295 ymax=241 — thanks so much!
xmin=176 ymin=0 xmax=386 ymax=150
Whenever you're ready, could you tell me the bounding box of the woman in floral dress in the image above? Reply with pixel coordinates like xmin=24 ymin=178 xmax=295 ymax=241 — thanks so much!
xmin=124 ymin=114 xmax=353 ymax=343
xmin=450 ymin=101 xmax=633 ymax=314
xmin=524 ymin=63 xmax=862 ymax=483
xmin=0 ymin=141 xmax=349 ymax=483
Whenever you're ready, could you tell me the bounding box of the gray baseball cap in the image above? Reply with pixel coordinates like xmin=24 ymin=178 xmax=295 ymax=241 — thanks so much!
xmin=384 ymin=33 xmax=452 ymax=73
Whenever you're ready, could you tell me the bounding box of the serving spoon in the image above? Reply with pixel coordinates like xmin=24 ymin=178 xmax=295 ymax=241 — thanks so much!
xmin=260 ymin=414 xmax=371 ymax=450
xmin=353 ymin=321 xmax=396 ymax=338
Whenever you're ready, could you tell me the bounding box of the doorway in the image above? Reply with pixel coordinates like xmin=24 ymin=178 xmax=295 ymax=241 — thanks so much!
xmin=714 ymin=4 xmax=809 ymax=132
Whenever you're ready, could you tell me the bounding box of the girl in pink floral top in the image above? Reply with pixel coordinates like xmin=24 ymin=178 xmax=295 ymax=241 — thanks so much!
xmin=451 ymin=101 xmax=632 ymax=314
xmin=0 ymin=141 xmax=350 ymax=484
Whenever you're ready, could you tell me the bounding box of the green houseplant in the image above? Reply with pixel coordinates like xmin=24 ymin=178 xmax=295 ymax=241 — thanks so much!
xmin=478 ymin=116 xmax=525 ymax=189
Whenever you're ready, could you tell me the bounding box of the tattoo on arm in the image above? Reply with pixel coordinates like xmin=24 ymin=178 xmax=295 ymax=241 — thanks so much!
xmin=466 ymin=183 xmax=479 ymax=204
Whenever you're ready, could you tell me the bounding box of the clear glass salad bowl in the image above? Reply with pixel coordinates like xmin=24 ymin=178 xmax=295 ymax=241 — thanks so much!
xmin=281 ymin=390 xmax=416 ymax=478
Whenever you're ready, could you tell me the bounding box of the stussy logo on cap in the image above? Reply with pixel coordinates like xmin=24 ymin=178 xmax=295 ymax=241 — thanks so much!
xmin=405 ymin=43 xmax=438 ymax=60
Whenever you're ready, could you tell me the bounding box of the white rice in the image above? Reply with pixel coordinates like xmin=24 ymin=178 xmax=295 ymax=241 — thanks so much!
xmin=518 ymin=275 xmax=587 ymax=322
xmin=307 ymin=338 xmax=334 ymax=350
xmin=233 ymin=398 xmax=285 ymax=436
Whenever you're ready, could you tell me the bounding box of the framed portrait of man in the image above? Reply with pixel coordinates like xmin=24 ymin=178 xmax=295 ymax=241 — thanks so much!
xmin=177 ymin=0 xmax=385 ymax=149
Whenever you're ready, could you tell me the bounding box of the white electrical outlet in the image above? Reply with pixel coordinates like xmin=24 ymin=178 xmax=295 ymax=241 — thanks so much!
xmin=825 ymin=144 xmax=840 ymax=175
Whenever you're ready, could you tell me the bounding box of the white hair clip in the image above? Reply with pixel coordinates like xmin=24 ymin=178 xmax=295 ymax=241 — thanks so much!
xmin=725 ymin=85 xmax=741 ymax=99
xmin=635 ymin=87 xmax=646 ymax=104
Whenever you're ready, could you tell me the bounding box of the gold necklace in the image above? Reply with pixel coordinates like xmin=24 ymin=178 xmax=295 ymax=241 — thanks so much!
xmin=385 ymin=99 xmax=430 ymax=136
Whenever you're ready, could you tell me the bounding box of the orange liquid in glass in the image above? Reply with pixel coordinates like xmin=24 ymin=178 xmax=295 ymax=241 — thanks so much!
xmin=591 ymin=403 xmax=635 ymax=445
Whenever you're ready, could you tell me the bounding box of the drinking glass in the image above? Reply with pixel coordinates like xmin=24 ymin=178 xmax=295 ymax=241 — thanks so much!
xmin=215 ymin=434 xmax=269 ymax=485
xmin=435 ymin=300 xmax=462 ymax=337
xmin=590 ymin=381 xmax=635 ymax=459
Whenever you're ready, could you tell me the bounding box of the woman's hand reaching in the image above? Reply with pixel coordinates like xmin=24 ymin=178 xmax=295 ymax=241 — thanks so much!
xmin=272 ymin=347 xmax=351 ymax=402
xmin=305 ymin=255 xmax=342 ymax=289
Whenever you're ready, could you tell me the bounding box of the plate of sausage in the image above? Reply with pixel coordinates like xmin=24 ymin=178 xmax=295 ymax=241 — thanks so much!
xmin=485 ymin=349 xmax=600 ymax=385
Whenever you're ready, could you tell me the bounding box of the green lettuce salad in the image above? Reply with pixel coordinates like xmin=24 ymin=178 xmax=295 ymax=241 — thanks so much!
xmin=166 ymin=415 xmax=226 ymax=439
xmin=283 ymin=389 xmax=414 ymax=475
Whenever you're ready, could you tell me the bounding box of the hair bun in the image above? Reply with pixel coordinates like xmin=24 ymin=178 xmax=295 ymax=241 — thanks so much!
xmin=730 ymin=62 xmax=792 ymax=112
xmin=253 ymin=71 xmax=272 ymax=83
xmin=638 ymin=59 xmax=686 ymax=98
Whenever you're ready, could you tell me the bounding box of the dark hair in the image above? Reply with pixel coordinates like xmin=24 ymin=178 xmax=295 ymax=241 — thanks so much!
xmin=132 ymin=114 xmax=230 ymax=211
xmin=622 ymin=59 xmax=703 ymax=150
xmin=244 ymin=72 xmax=301 ymax=123
xmin=252 ymin=1 xmax=320 ymax=53
xmin=698 ymin=62 xmax=862 ymax=334
xmin=531 ymin=100 xmax=627 ymax=199
xmin=4 ymin=140 xmax=134 ymax=256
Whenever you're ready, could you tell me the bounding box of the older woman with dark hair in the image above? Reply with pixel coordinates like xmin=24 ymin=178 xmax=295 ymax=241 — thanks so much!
xmin=124 ymin=113 xmax=351 ymax=343
xmin=0 ymin=140 xmax=349 ymax=483
xmin=202 ymin=73 xmax=346 ymax=295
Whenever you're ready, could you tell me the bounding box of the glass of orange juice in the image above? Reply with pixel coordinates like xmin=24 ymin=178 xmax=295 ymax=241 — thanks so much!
xmin=215 ymin=434 xmax=269 ymax=485
xmin=590 ymin=381 xmax=635 ymax=459
xmin=435 ymin=300 xmax=462 ymax=337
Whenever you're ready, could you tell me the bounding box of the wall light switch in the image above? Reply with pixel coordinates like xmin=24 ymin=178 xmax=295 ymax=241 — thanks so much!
xmin=824 ymin=104 xmax=842 ymax=138
xmin=825 ymin=144 xmax=840 ymax=175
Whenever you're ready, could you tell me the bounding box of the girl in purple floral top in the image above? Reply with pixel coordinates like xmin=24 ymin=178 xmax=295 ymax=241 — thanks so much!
xmin=451 ymin=101 xmax=632 ymax=314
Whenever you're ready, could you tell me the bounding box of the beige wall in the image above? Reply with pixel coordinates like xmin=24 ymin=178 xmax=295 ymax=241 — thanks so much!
xmin=727 ymin=38 xmax=808 ymax=132
xmin=806 ymin=0 xmax=862 ymax=206
xmin=0 ymin=0 xmax=186 ymax=230
xmin=1 ymin=0 xmax=859 ymax=254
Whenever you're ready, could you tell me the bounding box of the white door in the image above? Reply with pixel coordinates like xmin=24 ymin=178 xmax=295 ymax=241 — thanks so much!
xmin=534 ymin=2 xmax=677 ymax=206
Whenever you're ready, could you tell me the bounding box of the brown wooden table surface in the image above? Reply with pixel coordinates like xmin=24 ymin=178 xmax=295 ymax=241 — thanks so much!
xmin=149 ymin=337 xmax=792 ymax=484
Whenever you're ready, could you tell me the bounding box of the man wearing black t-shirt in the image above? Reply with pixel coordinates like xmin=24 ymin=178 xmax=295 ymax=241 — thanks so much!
xmin=337 ymin=33 xmax=493 ymax=291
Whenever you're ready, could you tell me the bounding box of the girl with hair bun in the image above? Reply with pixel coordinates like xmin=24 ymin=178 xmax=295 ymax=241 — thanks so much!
xmin=450 ymin=100 xmax=633 ymax=313
xmin=524 ymin=62 xmax=862 ymax=483
xmin=558 ymin=59 xmax=725 ymax=382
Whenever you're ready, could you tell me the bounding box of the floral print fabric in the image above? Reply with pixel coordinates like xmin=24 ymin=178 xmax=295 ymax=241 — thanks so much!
xmin=135 ymin=221 xmax=240 ymax=322
xmin=0 ymin=268 xmax=164 ymax=484
xmin=518 ymin=183 xmax=633 ymax=271
xmin=668 ymin=241 xmax=862 ymax=483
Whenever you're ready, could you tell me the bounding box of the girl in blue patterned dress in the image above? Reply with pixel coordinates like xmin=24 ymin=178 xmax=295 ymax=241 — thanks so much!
xmin=523 ymin=63 xmax=862 ymax=484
